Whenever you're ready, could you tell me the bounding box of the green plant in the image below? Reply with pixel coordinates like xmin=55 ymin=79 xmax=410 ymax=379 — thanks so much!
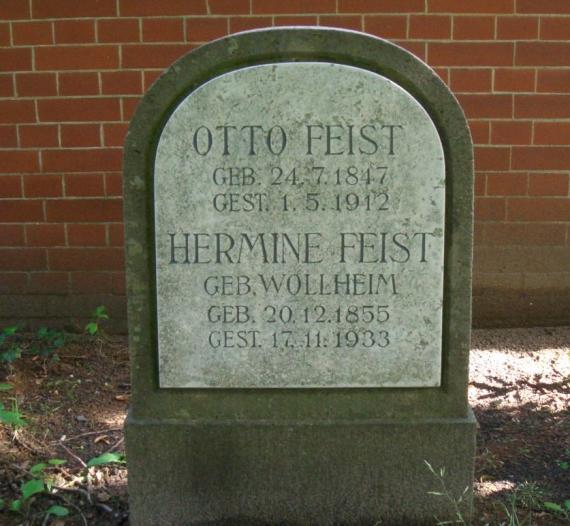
xmin=85 ymin=305 xmax=109 ymax=336
xmin=7 ymin=459 xmax=69 ymax=518
xmin=29 ymin=326 xmax=66 ymax=363
xmin=0 ymin=399 xmax=26 ymax=427
xmin=87 ymin=452 xmax=125 ymax=467
xmin=515 ymin=481 xmax=545 ymax=510
xmin=0 ymin=326 xmax=22 ymax=363
xmin=543 ymin=500 xmax=570 ymax=520
xmin=425 ymin=460 xmax=469 ymax=525
xmin=500 ymin=491 xmax=531 ymax=526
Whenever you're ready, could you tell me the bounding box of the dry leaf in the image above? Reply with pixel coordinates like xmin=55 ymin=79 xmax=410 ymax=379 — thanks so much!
xmin=94 ymin=435 xmax=110 ymax=444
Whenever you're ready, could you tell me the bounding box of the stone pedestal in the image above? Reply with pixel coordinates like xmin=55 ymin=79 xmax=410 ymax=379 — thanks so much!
xmin=126 ymin=412 xmax=476 ymax=525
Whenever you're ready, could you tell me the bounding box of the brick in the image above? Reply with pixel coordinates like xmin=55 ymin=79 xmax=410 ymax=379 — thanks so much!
xmin=67 ymin=224 xmax=107 ymax=246
xmin=395 ymin=40 xmax=426 ymax=61
xmin=340 ymin=0 xmax=424 ymax=12
xmin=516 ymin=42 xmax=570 ymax=66
xmin=0 ymin=101 xmax=35 ymax=124
xmin=143 ymin=70 xmax=162 ymax=90
xmin=449 ymin=68 xmax=492 ymax=92
xmin=54 ymin=19 xmax=95 ymax=43
xmin=517 ymin=0 xmax=570 ymax=13
xmin=122 ymin=97 xmax=140 ymax=121
xmin=0 ymin=225 xmax=24 ymax=246
xmin=36 ymin=46 xmax=119 ymax=71
xmin=434 ymin=67 xmax=449 ymax=85
xmin=534 ymin=123 xmax=570 ymax=145
xmin=48 ymin=248 xmax=124 ymax=271
xmin=474 ymin=146 xmax=510 ymax=170
xmin=61 ymin=124 xmax=101 ymax=147
xmin=38 ymin=98 xmax=120 ymax=123
xmin=429 ymin=0 xmax=513 ymax=13
xmin=105 ymin=173 xmax=123 ymax=196
xmin=59 ymin=72 xmax=99 ymax=96
xmin=475 ymin=197 xmax=506 ymax=221
xmin=43 ymin=149 xmax=122 ymax=172
xmin=229 ymin=17 xmax=272 ymax=33
xmin=528 ymin=174 xmax=569 ymax=196
xmin=0 ymin=126 xmax=18 ymax=148
xmin=71 ymin=272 xmax=113 ymax=293
xmin=540 ymin=18 xmax=570 ymax=40
xmin=0 ymin=74 xmax=13 ymax=97
xmin=16 ymin=73 xmax=57 ymax=97
xmin=46 ymin=198 xmax=123 ymax=222
xmin=254 ymin=0 xmax=334 ymax=13
xmin=0 ymin=175 xmax=21 ymax=197
xmin=497 ymin=16 xmax=538 ymax=39
xmin=494 ymin=68 xmax=534 ymax=92
xmin=0 ymin=249 xmax=46 ymax=271
xmin=0 ymin=200 xmax=43 ymax=222
xmin=98 ymin=18 xmax=140 ymax=43
xmin=0 ymin=0 xmax=30 ymax=20
xmin=537 ymin=70 xmax=570 ymax=93
xmin=0 ymin=22 xmax=8 ymax=45
xmin=486 ymin=173 xmax=527 ymax=195
xmin=484 ymin=223 xmax=566 ymax=245
xmin=65 ymin=173 xmax=105 ymax=196
xmin=474 ymin=173 xmax=486 ymax=195
xmin=32 ymin=0 xmax=116 ymax=18
xmin=508 ymin=198 xmax=570 ymax=221
xmin=20 ymin=125 xmax=59 ymax=148
xmin=515 ymin=95 xmax=570 ymax=118
xmin=491 ymin=121 xmax=532 ymax=145
xmin=456 ymin=94 xmax=512 ymax=119
xmin=186 ymin=17 xmax=228 ymax=41
xmin=0 ymin=48 xmax=32 ymax=72
xmin=319 ymin=15 xmax=362 ymax=31
xmin=28 ymin=272 xmax=68 ymax=293
xmin=274 ymin=16 xmax=318 ymax=26
xmin=142 ymin=18 xmax=184 ymax=42
xmin=428 ymin=42 xmax=513 ymax=66
xmin=108 ymin=223 xmax=124 ymax=246
xmin=211 ymin=0 xmax=249 ymax=14
xmin=12 ymin=21 xmax=52 ymax=44
xmin=103 ymin=123 xmax=128 ymax=147
xmin=513 ymin=147 xmax=570 ymax=170
xmin=26 ymin=224 xmax=65 ymax=246
xmin=122 ymin=44 xmax=191 ymax=68
xmin=112 ymin=272 xmax=126 ymax=294
xmin=409 ymin=15 xmax=450 ymax=39
xmin=453 ymin=16 xmax=495 ymax=40
xmin=102 ymin=71 xmax=142 ymax=95
xmin=0 ymin=273 xmax=27 ymax=293
xmin=365 ymin=15 xmax=408 ymax=39
xmin=120 ymin=0 xmax=206 ymax=16
xmin=0 ymin=151 xmax=39 ymax=173
xmin=469 ymin=121 xmax=490 ymax=144
xmin=24 ymin=174 xmax=62 ymax=197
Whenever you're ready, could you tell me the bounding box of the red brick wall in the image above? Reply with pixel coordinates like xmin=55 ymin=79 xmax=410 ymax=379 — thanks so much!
xmin=1 ymin=0 xmax=569 ymax=330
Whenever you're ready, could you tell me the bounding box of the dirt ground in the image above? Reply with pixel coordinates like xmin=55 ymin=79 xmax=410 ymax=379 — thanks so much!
xmin=0 ymin=326 xmax=569 ymax=525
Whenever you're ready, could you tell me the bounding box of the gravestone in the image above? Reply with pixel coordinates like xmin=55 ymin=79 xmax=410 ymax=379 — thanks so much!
xmin=124 ymin=28 xmax=476 ymax=525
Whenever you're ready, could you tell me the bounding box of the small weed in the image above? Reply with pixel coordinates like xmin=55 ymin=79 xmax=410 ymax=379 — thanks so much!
xmin=515 ymin=481 xmax=545 ymax=511
xmin=0 ymin=399 xmax=26 ymax=427
xmin=85 ymin=305 xmax=109 ymax=336
xmin=425 ymin=460 xmax=469 ymax=525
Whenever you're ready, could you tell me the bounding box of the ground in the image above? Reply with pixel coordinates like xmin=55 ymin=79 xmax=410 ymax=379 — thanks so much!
xmin=0 ymin=327 xmax=568 ymax=525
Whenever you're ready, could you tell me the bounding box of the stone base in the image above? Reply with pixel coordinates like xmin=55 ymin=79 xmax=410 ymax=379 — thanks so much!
xmin=125 ymin=410 xmax=476 ymax=525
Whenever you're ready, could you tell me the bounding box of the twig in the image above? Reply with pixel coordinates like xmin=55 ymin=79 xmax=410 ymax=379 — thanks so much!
xmin=58 ymin=442 xmax=87 ymax=468
xmin=51 ymin=428 xmax=122 ymax=445
xmin=103 ymin=436 xmax=124 ymax=455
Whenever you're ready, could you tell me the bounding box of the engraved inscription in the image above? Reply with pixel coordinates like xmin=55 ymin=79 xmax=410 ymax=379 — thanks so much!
xmin=154 ymin=63 xmax=445 ymax=388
